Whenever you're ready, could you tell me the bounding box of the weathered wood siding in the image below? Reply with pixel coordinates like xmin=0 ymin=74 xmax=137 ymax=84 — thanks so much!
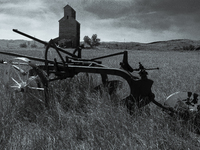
xmin=64 ymin=5 xmax=76 ymax=19
xmin=58 ymin=5 xmax=80 ymax=48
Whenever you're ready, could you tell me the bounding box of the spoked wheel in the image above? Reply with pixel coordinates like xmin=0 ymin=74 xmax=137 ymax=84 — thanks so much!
xmin=3 ymin=57 xmax=49 ymax=105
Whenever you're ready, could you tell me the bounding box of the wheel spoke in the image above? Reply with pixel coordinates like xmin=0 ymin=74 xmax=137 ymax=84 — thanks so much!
xmin=12 ymin=65 xmax=27 ymax=75
xmin=26 ymin=75 xmax=38 ymax=85
xmin=27 ymin=86 xmax=44 ymax=91
xmin=12 ymin=65 xmax=26 ymax=83
xmin=11 ymin=86 xmax=19 ymax=88
xmin=4 ymin=57 xmax=48 ymax=104
xmin=27 ymin=92 xmax=45 ymax=103
xmin=11 ymin=77 xmax=21 ymax=87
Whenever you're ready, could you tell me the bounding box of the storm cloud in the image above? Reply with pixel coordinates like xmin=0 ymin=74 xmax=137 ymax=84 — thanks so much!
xmin=0 ymin=0 xmax=200 ymax=42
xmin=83 ymin=0 xmax=200 ymax=31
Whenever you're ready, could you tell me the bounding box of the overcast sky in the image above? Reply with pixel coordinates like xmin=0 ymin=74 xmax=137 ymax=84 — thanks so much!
xmin=0 ymin=0 xmax=200 ymax=43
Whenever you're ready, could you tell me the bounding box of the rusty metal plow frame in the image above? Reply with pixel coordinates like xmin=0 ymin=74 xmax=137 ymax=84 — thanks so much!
xmin=0 ymin=29 xmax=174 ymax=113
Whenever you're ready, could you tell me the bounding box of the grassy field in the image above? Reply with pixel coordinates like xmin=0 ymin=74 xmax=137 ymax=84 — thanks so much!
xmin=0 ymin=48 xmax=200 ymax=149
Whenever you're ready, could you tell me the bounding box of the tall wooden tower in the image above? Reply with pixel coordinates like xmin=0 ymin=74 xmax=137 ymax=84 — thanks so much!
xmin=58 ymin=5 xmax=80 ymax=48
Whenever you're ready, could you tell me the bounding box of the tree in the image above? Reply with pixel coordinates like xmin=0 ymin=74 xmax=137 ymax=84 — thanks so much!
xmin=83 ymin=36 xmax=92 ymax=47
xmin=19 ymin=43 xmax=27 ymax=48
xmin=83 ymin=34 xmax=100 ymax=48
xmin=91 ymin=34 xmax=100 ymax=47
xmin=31 ymin=44 xmax=37 ymax=48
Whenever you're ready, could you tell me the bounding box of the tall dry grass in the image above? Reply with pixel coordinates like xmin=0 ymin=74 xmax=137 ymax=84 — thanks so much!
xmin=0 ymin=49 xmax=200 ymax=149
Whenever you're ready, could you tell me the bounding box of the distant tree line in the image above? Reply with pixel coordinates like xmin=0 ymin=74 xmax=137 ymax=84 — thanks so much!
xmin=19 ymin=42 xmax=37 ymax=48
xmin=83 ymin=34 xmax=100 ymax=48
xmin=182 ymin=45 xmax=195 ymax=51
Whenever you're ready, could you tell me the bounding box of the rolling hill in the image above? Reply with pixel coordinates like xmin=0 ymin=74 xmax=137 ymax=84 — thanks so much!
xmin=100 ymin=39 xmax=200 ymax=51
xmin=1 ymin=39 xmax=200 ymax=51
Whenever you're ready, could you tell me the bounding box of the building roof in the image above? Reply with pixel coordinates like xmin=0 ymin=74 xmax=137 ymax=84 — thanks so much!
xmin=64 ymin=4 xmax=75 ymax=11
xmin=58 ymin=4 xmax=79 ymax=23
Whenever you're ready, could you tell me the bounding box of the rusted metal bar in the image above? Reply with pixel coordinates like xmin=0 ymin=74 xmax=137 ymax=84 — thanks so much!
xmin=67 ymin=65 xmax=134 ymax=93
xmin=0 ymin=51 xmax=54 ymax=64
xmin=91 ymin=51 xmax=125 ymax=61
xmin=13 ymin=29 xmax=78 ymax=58
xmin=13 ymin=29 xmax=48 ymax=46
xmin=53 ymin=44 xmax=78 ymax=58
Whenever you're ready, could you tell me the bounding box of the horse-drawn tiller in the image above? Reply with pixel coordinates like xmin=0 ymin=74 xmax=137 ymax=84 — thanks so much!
xmin=1 ymin=29 xmax=200 ymax=131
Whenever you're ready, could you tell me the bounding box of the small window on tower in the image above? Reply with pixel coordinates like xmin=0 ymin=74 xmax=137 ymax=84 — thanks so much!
xmin=67 ymin=16 xmax=69 ymax=19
